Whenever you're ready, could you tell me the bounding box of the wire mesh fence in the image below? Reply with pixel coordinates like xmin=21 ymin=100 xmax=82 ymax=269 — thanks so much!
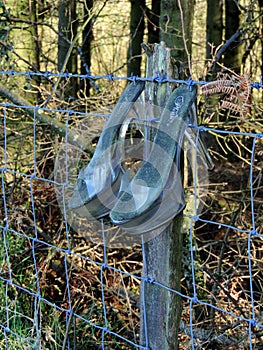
xmin=1 ymin=70 xmax=263 ymax=349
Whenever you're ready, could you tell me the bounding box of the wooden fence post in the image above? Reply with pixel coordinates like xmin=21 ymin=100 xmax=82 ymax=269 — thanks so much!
xmin=140 ymin=42 xmax=185 ymax=350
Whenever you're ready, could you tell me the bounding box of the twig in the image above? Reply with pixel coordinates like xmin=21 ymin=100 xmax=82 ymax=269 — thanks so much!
xmin=0 ymin=40 xmax=41 ymax=73
xmin=46 ymin=13 xmax=95 ymax=105
xmin=177 ymin=0 xmax=192 ymax=76
xmin=202 ymin=265 xmax=248 ymax=319
xmin=214 ymin=30 xmax=242 ymax=63
xmin=62 ymin=300 xmax=81 ymax=350
xmin=0 ymin=84 xmax=90 ymax=151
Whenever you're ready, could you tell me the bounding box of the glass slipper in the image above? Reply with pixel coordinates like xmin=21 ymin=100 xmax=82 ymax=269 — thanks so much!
xmin=110 ymin=105 xmax=213 ymax=236
xmin=68 ymin=80 xmax=145 ymax=219
xmin=110 ymin=84 xmax=198 ymax=232
xmin=113 ymin=159 xmax=185 ymax=235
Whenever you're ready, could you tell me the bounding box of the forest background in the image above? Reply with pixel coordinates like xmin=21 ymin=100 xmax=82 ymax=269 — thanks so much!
xmin=0 ymin=0 xmax=263 ymax=349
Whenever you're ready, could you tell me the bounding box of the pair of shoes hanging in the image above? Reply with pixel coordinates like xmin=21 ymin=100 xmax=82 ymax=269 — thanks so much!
xmin=68 ymin=80 xmax=145 ymax=219
xmin=68 ymin=81 xmax=212 ymax=235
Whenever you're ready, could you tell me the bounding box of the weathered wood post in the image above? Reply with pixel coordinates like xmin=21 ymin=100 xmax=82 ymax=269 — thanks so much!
xmin=140 ymin=42 xmax=185 ymax=350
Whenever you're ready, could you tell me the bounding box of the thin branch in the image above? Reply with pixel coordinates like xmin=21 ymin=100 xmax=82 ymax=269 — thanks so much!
xmin=215 ymin=29 xmax=242 ymax=63
xmin=177 ymin=0 xmax=192 ymax=76
xmin=0 ymin=39 xmax=52 ymax=73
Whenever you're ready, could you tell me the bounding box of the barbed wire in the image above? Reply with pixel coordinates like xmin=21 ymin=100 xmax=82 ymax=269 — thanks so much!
xmin=0 ymin=69 xmax=262 ymax=90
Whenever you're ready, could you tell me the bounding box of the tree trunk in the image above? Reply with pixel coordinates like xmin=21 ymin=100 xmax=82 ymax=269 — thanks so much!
xmin=140 ymin=216 xmax=184 ymax=350
xmin=140 ymin=42 xmax=183 ymax=350
xmin=259 ymin=0 xmax=263 ymax=80
xmin=80 ymin=0 xmax=93 ymax=97
xmin=127 ymin=0 xmax=145 ymax=77
xmin=139 ymin=4 xmax=195 ymax=348
xmin=19 ymin=0 xmax=41 ymax=100
xmin=147 ymin=0 xmax=160 ymax=44
xmin=160 ymin=0 xmax=195 ymax=75
xmin=206 ymin=0 xmax=223 ymax=72
xmin=58 ymin=0 xmax=78 ymax=97
xmin=29 ymin=0 xmax=40 ymax=74
xmin=224 ymin=0 xmax=242 ymax=73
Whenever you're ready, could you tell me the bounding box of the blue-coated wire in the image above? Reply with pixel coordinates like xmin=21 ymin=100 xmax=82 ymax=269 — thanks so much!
xmin=1 ymin=69 xmax=263 ymax=349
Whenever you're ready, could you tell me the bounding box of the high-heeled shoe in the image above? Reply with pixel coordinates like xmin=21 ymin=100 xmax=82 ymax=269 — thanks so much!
xmin=109 ymin=84 xmax=198 ymax=234
xmin=68 ymin=80 xmax=145 ymax=219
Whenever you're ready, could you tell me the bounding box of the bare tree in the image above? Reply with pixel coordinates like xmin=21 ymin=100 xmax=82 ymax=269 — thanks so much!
xmin=147 ymin=0 xmax=160 ymax=44
xmin=206 ymin=0 xmax=223 ymax=75
xmin=259 ymin=0 xmax=263 ymax=78
xmin=127 ymin=0 xmax=145 ymax=77
xmin=224 ymin=0 xmax=243 ymax=73
xmin=160 ymin=0 xmax=195 ymax=76
xmin=80 ymin=0 xmax=94 ymax=97
xmin=58 ymin=0 xmax=78 ymax=97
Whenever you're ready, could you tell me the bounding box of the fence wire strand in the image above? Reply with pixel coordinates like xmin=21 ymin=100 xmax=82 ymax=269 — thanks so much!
xmin=0 ymin=70 xmax=263 ymax=349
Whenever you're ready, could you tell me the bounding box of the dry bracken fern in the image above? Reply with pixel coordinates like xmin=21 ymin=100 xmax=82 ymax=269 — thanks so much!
xmin=201 ymin=70 xmax=252 ymax=117
xmin=202 ymin=77 xmax=236 ymax=96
